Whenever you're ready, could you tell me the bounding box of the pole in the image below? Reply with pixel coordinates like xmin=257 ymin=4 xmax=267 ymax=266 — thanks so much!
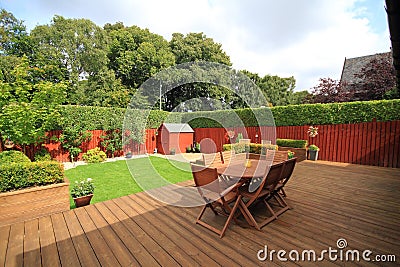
xmin=159 ymin=80 xmax=162 ymax=111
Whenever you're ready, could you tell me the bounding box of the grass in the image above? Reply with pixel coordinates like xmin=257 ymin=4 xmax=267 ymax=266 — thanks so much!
xmin=65 ymin=156 xmax=192 ymax=208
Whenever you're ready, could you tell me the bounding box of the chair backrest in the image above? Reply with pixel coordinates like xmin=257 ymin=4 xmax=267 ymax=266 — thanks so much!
xmin=280 ymin=157 xmax=297 ymax=186
xmin=191 ymin=164 xmax=220 ymax=197
xmin=264 ymin=161 xmax=285 ymax=188
xmin=261 ymin=140 xmax=272 ymax=145
xmin=220 ymin=150 xmax=234 ymax=164
xmin=202 ymin=153 xmax=222 ymax=167
xmin=235 ymin=152 xmax=247 ymax=161
xmin=272 ymin=150 xmax=288 ymax=164
xmin=243 ymin=162 xmax=284 ymax=207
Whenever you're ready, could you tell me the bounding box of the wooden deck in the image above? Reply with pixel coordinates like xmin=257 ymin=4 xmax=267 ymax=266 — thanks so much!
xmin=1 ymin=161 xmax=399 ymax=266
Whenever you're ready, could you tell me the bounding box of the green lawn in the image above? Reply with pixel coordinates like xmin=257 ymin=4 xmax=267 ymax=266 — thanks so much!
xmin=65 ymin=156 xmax=193 ymax=208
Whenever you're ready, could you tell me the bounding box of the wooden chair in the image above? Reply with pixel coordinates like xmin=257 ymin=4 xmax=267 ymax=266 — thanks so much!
xmin=238 ymin=162 xmax=286 ymax=230
xmin=220 ymin=150 xmax=234 ymax=165
xmin=202 ymin=153 xmax=222 ymax=167
xmin=191 ymin=164 xmax=241 ymax=238
xmin=235 ymin=152 xmax=248 ymax=161
xmin=275 ymin=157 xmax=297 ymax=198
xmin=270 ymin=150 xmax=288 ymax=164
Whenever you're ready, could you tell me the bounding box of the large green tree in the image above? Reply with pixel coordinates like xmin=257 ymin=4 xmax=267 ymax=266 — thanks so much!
xmin=30 ymin=16 xmax=108 ymax=102
xmin=107 ymin=25 xmax=175 ymax=90
xmin=241 ymin=70 xmax=296 ymax=106
xmin=160 ymin=33 xmax=236 ymax=111
xmin=0 ymin=9 xmax=31 ymax=56
xmin=0 ymin=58 xmax=66 ymax=153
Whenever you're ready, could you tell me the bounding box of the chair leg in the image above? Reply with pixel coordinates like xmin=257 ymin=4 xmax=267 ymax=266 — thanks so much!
xmin=258 ymin=200 xmax=279 ymax=228
xmin=196 ymin=205 xmax=208 ymax=221
xmin=239 ymin=199 xmax=261 ymax=230
xmin=219 ymin=196 xmax=241 ymax=238
xmin=280 ymin=188 xmax=287 ymax=197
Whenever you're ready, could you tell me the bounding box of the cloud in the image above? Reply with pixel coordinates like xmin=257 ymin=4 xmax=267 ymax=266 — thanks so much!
xmin=1 ymin=0 xmax=390 ymax=91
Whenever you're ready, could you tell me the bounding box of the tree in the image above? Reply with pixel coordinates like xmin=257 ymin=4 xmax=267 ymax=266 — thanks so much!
xmin=308 ymin=78 xmax=353 ymax=103
xmin=159 ymin=33 xmax=235 ymax=111
xmin=291 ymin=90 xmax=312 ymax=105
xmin=0 ymin=58 xmax=66 ymax=153
xmin=107 ymin=25 xmax=175 ymax=90
xmin=170 ymin=32 xmax=231 ymax=65
xmin=0 ymin=9 xmax=31 ymax=56
xmin=354 ymin=55 xmax=397 ymax=100
xmin=241 ymin=70 xmax=297 ymax=106
xmin=30 ymin=16 xmax=108 ymax=101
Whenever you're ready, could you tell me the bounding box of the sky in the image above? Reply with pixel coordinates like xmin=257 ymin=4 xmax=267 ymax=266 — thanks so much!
xmin=0 ymin=0 xmax=391 ymax=91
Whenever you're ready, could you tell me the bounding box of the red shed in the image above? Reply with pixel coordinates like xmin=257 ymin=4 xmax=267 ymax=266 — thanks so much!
xmin=157 ymin=123 xmax=194 ymax=155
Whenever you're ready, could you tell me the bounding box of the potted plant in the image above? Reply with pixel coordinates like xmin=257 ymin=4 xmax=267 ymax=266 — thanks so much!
xmin=287 ymin=150 xmax=295 ymax=159
xmin=71 ymin=178 xmax=95 ymax=208
xmin=308 ymin=145 xmax=319 ymax=161
xmin=125 ymin=151 xmax=132 ymax=158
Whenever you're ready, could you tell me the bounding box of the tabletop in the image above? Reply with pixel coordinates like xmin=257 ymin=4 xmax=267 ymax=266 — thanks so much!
xmin=216 ymin=159 xmax=270 ymax=179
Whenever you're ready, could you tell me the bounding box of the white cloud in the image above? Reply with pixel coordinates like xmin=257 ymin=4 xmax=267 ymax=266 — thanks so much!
xmin=1 ymin=0 xmax=390 ymax=91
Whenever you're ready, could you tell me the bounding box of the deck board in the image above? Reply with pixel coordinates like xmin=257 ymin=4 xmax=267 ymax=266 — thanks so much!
xmin=1 ymin=160 xmax=399 ymax=266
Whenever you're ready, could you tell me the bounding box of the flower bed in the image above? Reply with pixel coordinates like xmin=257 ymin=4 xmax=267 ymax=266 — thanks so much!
xmin=278 ymin=147 xmax=307 ymax=162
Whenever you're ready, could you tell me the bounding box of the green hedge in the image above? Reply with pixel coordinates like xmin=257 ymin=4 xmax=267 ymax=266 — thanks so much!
xmin=0 ymin=151 xmax=31 ymax=166
xmin=51 ymin=99 xmax=400 ymax=132
xmin=223 ymin=143 xmax=278 ymax=154
xmin=0 ymin=161 xmax=65 ymax=192
xmin=55 ymin=105 xmax=179 ymax=130
xmin=276 ymin=139 xmax=308 ymax=148
xmin=183 ymin=99 xmax=400 ymax=128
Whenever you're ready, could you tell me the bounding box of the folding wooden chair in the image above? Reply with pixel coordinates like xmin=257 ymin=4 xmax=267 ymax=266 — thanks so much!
xmin=191 ymin=164 xmax=241 ymax=238
xmin=271 ymin=150 xmax=288 ymax=164
xmin=275 ymin=157 xmax=297 ymax=198
xmin=202 ymin=153 xmax=222 ymax=167
xmin=220 ymin=150 xmax=235 ymax=165
xmin=238 ymin=162 xmax=286 ymax=230
xmin=235 ymin=152 xmax=248 ymax=161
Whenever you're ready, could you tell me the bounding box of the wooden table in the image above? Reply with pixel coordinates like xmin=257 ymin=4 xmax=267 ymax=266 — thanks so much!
xmin=216 ymin=159 xmax=270 ymax=179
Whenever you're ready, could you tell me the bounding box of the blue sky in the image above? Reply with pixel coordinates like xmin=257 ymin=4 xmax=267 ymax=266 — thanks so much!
xmin=0 ymin=0 xmax=391 ymax=91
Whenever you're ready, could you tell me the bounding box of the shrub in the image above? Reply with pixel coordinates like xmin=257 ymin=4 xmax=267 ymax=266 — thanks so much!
xmin=223 ymin=143 xmax=278 ymax=154
xmin=34 ymin=148 xmax=52 ymax=162
xmin=82 ymin=147 xmax=107 ymax=163
xmin=308 ymin=144 xmax=320 ymax=151
xmin=0 ymin=161 xmax=65 ymax=192
xmin=276 ymin=139 xmax=308 ymax=148
xmin=0 ymin=151 xmax=31 ymax=166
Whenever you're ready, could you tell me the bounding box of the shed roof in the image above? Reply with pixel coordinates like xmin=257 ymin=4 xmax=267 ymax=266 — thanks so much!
xmin=162 ymin=123 xmax=194 ymax=133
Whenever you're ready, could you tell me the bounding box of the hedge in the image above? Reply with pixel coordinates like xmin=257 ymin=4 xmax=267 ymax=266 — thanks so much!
xmin=0 ymin=161 xmax=65 ymax=192
xmin=55 ymin=105 xmax=180 ymax=130
xmin=276 ymin=139 xmax=308 ymax=148
xmin=0 ymin=151 xmax=31 ymax=166
xmin=223 ymin=143 xmax=278 ymax=154
xmin=183 ymin=99 xmax=400 ymax=128
xmin=49 ymin=99 xmax=400 ymax=132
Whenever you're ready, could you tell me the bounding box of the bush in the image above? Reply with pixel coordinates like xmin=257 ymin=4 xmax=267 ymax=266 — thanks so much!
xmin=0 ymin=151 xmax=31 ymax=166
xmin=223 ymin=143 xmax=278 ymax=154
xmin=308 ymin=144 xmax=320 ymax=151
xmin=34 ymin=148 xmax=52 ymax=162
xmin=276 ymin=139 xmax=308 ymax=148
xmin=82 ymin=147 xmax=107 ymax=163
xmin=182 ymin=99 xmax=400 ymax=128
xmin=0 ymin=161 xmax=65 ymax=192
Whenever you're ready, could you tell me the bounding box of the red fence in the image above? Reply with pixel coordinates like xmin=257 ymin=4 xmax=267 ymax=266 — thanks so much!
xmin=193 ymin=120 xmax=400 ymax=168
xmin=8 ymin=120 xmax=400 ymax=168
xmin=22 ymin=129 xmax=157 ymax=162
